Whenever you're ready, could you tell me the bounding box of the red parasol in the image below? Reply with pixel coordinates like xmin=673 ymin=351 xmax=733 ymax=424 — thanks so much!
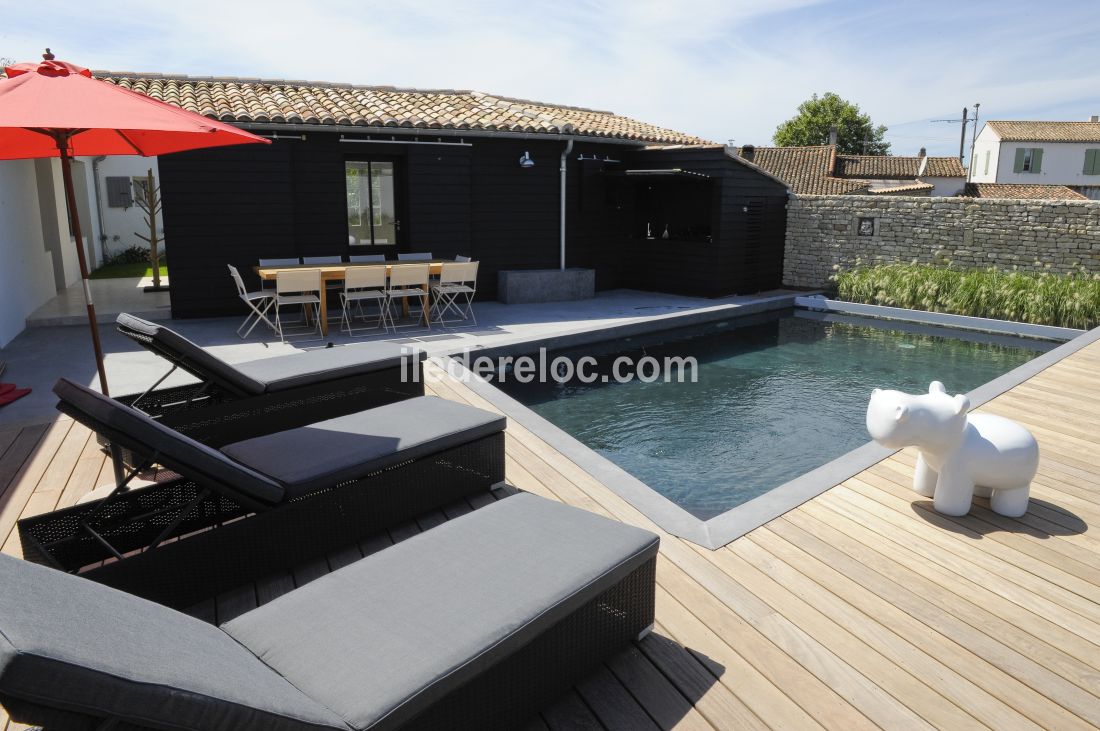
xmin=0 ymin=49 xmax=269 ymax=393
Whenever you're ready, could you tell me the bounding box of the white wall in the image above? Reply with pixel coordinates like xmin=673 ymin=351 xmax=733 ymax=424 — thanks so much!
xmin=969 ymin=126 xmax=1000 ymax=183
xmin=89 ymin=156 xmax=164 ymax=263
xmin=0 ymin=161 xmax=61 ymax=347
xmin=923 ymin=176 xmax=966 ymax=196
xmin=993 ymin=140 xmax=1100 ymax=187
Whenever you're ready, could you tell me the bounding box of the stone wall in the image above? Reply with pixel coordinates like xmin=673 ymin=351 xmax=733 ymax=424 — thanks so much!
xmin=783 ymin=195 xmax=1100 ymax=288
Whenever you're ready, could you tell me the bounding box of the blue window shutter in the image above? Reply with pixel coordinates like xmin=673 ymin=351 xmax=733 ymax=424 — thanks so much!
xmin=1031 ymin=148 xmax=1043 ymax=173
xmin=1013 ymin=148 xmax=1026 ymax=173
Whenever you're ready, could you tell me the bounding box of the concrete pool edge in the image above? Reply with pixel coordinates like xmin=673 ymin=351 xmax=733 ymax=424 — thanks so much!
xmin=441 ymin=315 xmax=1100 ymax=550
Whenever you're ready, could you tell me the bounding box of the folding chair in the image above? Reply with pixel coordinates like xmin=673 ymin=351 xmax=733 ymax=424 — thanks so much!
xmin=397 ymin=252 xmax=432 ymax=261
xmin=274 ymin=268 xmax=323 ymax=343
xmin=257 ymin=257 xmax=301 ymax=294
xmin=431 ymin=261 xmax=478 ymax=326
xmin=349 ymin=254 xmax=386 ymax=263
xmin=227 ymin=265 xmax=275 ymax=338
xmin=301 ymin=256 xmax=343 ymax=264
xmin=384 ymin=263 xmax=431 ymax=330
xmin=340 ymin=265 xmax=387 ymax=336
xmin=455 ymin=254 xmax=472 ymax=262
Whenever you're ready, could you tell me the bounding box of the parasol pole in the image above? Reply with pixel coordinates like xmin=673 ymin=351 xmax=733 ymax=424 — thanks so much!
xmin=55 ymin=131 xmax=111 ymax=396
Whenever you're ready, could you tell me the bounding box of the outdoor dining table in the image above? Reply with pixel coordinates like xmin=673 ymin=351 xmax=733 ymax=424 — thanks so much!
xmin=255 ymin=261 xmax=444 ymax=335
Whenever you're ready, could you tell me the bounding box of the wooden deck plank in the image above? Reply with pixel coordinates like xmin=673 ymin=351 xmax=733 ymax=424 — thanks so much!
xmin=4 ymin=340 xmax=1100 ymax=729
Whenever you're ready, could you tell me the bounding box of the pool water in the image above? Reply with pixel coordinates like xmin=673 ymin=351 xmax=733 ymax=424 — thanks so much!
xmin=496 ymin=311 xmax=1048 ymax=519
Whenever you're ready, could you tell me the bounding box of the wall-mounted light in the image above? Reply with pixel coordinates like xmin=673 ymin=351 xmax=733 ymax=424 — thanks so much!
xmin=518 ymin=151 xmax=535 ymax=168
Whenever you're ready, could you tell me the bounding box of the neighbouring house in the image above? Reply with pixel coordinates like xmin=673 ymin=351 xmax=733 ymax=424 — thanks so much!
xmin=89 ymin=73 xmax=790 ymax=317
xmin=969 ymin=118 xmax=1100 ymax=200
xmin=734 ymin=144 xmax=967 ymax=197
xmin=0 ymin=158 xmax=103 ymax=347
xmin=95 ymin=157 xmax=166 ymax=261
xmin=961 ymin=183 xmax=1089 ymax=200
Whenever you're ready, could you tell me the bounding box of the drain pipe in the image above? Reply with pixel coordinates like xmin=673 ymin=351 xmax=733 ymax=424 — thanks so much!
xmin=91 ymin=155 xmax=108 ymax=264
xmin=559 ymin=138 xmax=573 ymax=270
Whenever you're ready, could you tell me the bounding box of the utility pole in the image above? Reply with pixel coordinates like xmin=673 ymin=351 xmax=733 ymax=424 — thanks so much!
xmin=933 ymin=103 xmax=981 ymax=169
xmin=967 ymin=103 xmax=980 ymax=182
xmin=957 ymin=107 xmax=968 ymax=161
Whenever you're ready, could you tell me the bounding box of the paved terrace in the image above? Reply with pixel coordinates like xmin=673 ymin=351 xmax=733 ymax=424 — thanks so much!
xmin=1 ymin=333 xmax=1098 ymax=729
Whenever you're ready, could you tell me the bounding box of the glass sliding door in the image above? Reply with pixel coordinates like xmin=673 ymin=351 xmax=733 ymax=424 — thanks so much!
xmin=346 ymin=160 xmax=398 ymax=246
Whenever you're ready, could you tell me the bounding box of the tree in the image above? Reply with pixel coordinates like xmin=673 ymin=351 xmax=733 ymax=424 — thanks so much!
xmin=773 ymin=92 xmax=890 ymax=155
xmin=134 ymin=168 xmax=167 ymax=291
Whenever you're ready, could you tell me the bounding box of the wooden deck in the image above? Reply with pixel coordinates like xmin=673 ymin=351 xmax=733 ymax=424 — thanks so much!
xmin=2 ymin=341 xmax=1100 ymax=730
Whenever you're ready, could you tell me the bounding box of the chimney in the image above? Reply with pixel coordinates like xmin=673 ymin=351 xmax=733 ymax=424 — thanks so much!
xmin=740 ymin=144 xmax=755 ymax=162
xmin=918 ymin=147 xmax=927 ymax=157
xmin=828 ymin=125 xmax=838 ymax=146
xmin=1091 ymin=115 xmax=1100 ymax=123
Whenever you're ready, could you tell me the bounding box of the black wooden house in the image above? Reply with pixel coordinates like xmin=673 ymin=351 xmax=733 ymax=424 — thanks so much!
xmin=102 ymin=74 xmax=790 ymax=317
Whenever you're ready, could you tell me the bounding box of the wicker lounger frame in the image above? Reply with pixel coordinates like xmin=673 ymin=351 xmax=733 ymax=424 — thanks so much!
xmin=115 ymin=314 xmax=425 ymax=446
xmin=116 ymin=367 xmax=425 ymax=448
xmin=18 ymin=432 xmax=505 ymax=610
xmin=0 ymin=556 xmax=656 ymax=731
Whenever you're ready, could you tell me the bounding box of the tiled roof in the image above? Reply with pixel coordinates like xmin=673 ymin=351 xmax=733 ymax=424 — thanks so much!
xmin=962 ymin=183 xmax=1089 ymax=200
xmin=835 ymin=155 xmax=922 ymax=178
xmin=736 ymin=146 xmax=869 ymax=195
xmin=834 ymin=154 xmax=966 ymax=179
xmin=735 ymin=145 xmax=965 ymax=195
xmin=985 ymin=121 xmax=1100 ymax=143
xmin=921 ymin=156 xmax=968 ymax=177
xmin=90 ymin=72 xmax=709 ymax=145
xmin=867 ymin=182 xmax=935 ymax=195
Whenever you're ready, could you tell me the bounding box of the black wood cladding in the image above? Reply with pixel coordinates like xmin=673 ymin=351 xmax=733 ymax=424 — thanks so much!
xmin=158 ymin=135 xmax=787 ymax=317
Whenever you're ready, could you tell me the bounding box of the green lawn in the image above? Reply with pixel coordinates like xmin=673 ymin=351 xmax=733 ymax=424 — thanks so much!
xmin=89 ymin=263 xmax=168 ymax=280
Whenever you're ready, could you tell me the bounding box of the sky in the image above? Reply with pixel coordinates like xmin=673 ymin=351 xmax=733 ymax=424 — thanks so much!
xmin=3 ymin=0 xmax=1099 ymax=164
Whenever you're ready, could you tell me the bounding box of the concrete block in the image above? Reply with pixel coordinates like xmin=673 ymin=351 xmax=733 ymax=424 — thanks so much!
xmin=497 ymin=268 xmax=595 ymax=304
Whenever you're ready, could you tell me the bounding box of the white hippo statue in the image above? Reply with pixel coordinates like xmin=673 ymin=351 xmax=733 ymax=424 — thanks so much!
xmin=866 ymin=381 xmax=1038 ymax=517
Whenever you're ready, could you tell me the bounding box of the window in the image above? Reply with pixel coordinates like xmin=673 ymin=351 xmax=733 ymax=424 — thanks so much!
xmin=983 ymin=151 xmax=990 ymax=176
xmin=131 ymin=177 xmax=150 ymax=207
xmin=1084 ymin=149 xmax=1100 ymax=175
xmin=346 ymin=161 xmax=397 ymax=246
xmin=1013 ymin=147 xmax=1043 ymax=174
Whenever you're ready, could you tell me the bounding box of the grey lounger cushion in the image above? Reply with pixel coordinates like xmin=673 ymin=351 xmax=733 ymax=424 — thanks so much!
xmin=54 ymin=378 xmax=285 ymax=506
xmin=0 ymin=554 xmax=349 ymax=731
xmin=220 ymin=395 xmax=506 ymax=499
xmin=118 ymin=313 xmax=423 ymax=396
xmin=233 ymin=342 xmax=422 ymax=393
xmin=224 ymin=493 xmax=659 ymax=731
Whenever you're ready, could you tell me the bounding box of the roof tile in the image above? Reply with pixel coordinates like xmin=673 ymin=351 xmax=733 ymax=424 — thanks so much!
xmin=93 ymin=72 xmax=708 ymax=145
xmin=985 ymin=121 xmax=1100 ymax=143
xmin=961 ymin=183 xmax=1089 ymax=200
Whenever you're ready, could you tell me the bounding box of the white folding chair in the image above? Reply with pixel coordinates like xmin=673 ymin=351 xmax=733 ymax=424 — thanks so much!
xmin=431 ymin=261 xmax=478 ymax=327
xmin=349 ymin=254 xmax=386 ymax=263
xmin=397 ymin=252 xmax=432 ymax=261
xmin=384 ymin=263 xmax=431 ymax=331
xmin=454 ymin=254 xmax=472 ymax=262
xmin=340 ymin=266 xmax=388 ymax=336
xmin=258 ymin=257 xmax=301 ymax=294
xmin=227 ymin=265 xmax=275 ymax=338
xmin=274 ymin=268 xmax=323 ymax=342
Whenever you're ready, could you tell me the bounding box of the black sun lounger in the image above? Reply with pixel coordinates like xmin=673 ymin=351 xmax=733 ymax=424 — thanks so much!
xmin=1 ymin=493 xmax=659 ymax=731
xmin=18 ymin=378 xmax=505 ymax=609
xmin=115 ymin=313 xmax=425 ymax=444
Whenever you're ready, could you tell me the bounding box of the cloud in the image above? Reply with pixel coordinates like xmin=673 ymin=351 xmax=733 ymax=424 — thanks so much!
xmin=4 ymin=0 xmax=1098 ymax=158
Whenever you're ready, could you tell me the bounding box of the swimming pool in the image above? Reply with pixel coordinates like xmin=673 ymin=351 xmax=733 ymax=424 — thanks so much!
xmin=495 ymin=310 xmax=1051 ymax=520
